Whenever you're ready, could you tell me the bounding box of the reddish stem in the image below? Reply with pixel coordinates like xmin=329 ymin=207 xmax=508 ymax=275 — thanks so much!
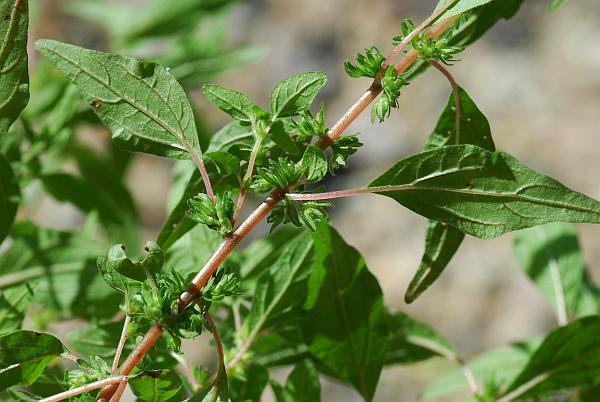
xmin=428 ymin=60 xmax=461 ymax=144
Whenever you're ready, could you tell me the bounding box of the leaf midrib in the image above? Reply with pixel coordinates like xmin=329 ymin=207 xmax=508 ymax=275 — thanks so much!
xmin=39 ymin=46 xmax=193 ymax=155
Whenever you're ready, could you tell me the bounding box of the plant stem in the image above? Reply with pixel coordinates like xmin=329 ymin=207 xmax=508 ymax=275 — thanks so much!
xmin=97 ymin=12 xmax=456 ymax=401
xmin=40 ymin=376 xmax=127 ymax=402
xmin=456 ymin=356 xmax=480 ymax=396
xmin=428 ymin=60 xmax=461 ymax=144
xmin=381 ymin=0 xmax=457 ymax=71
xmin=171 ymin=352 xmax=200 ymax=393
xmin=111 ymin=313 xmax=130 ymax=375
xmin=107 ymin=380 xmax=127 ymax=402
xmin=496 ymin=372 xmax=551 ymax=402
xmin=189 ymin=150 xmax=215 ymax=203
xmin=205 ymin=312 xmax=226 ymax=389
xmin=286 ymin=185 xmax=411 ymax=201
xmin=232 ymin=174 xmax=246 ymax=226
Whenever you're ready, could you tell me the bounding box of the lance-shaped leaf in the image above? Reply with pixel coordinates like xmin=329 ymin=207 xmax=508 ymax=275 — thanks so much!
xmin=0 ymin=330 xmax=65 ymax=391
xmin=385 ymin=311 xmax=456 ymax=365
xmin=302 ymin=224 xmax=388 ymax=401
xmin=514 ymin=222 xmax=584 ymax=324
xmin=435 ymin=0 xmax=495 ymax=20
xmin=0 ymin=0 xmax=29 ymax=136
xmin=407 ymin=86 xmax=495 ymax=303
xmin=369 ymin=145 xmax=600 ymax=239
xmin=0 ymin=154 xmax=19 ymax=244
xmin=35 ymin=40 xmax=203 ymax=162
xmin=504 ymin=316 xmax=600 ymax=399
xmin=270 ymin=72 xmax=327 ymax=120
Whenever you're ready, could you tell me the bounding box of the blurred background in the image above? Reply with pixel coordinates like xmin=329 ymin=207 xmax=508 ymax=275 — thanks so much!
xmin=24 ymin=0 xmax=600 ymax=400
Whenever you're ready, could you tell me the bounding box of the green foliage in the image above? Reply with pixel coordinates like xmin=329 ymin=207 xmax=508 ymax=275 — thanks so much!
xmin=514 ymin=223 xmax=584 ymax=323
xmin=35 ymin=40 xmax=204 ymax=162
xmin=0 ymin=155 xmax=19 ymax=244
xmin=187 ymin=192 xmax=235 ymax=237
xmin=270 ymin=72 xmax=327 ymax=120
xmin=504 ymin=316 xmax=600 ymax=398
xmin=549 ymin=0 xmax=567 ymax=10
xmin=369 ymin=145 xmax=600 ymax=239
xmin=1 ymin=1 xmax=599 ymax=402
xmin=344 ymin=47 xmax=385 ymax=79
xmin=329 ymin=135 xmax=363 ymax=174
xmin=130 ymin=369 xmax=183 ymax=402
xmin=0 ymin=330 xmax=65 ymax=391
xmin=372 ymin=66 xmax=407 ymax=123
xmin=407 ymin=86 xmax=495 ymax=303
xmin=302 ymin=224 xmax=389 ymax=401
xmin=0 ymin=0 xmax=29 ymax=136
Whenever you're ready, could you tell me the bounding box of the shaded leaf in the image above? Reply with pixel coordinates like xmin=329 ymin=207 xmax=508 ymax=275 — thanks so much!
xmin=504 ymin=316 xmax=600 ymax=398
xmin=0 ymin=154 xmax=19 ymax=244
xmin=386 ymin=311 xmax=456 ymax=365
xmin=422 ymin=339 xmax=539 ymax=400
xmin=0 ymin=284 xmax=34 ymax=335
xmin=0 ymin=0 xmax=29 ymax=136
xmin=0 ymin=330 xmax=65 ymax=391
xmin=228 ymin=363 xmax=268 ymax=402
xmin=271 ymin=360 xmax=321 ymax=402
xmin=514 ymin=223 xmax=584 ymax=323
xmin=301 ymin=224 xmax=388 ymax=401
xmin=270 ymin=72 xmax=327 ymax=120
xmin=130 ymin=369 xmax=183 ymax=402
xmin=369 ymin=145 xmax=600 ymax=239
xmin=35 ymin=40 xmax=203 ymax=162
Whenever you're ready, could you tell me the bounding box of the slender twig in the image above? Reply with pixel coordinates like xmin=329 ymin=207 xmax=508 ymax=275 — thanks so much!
xmin=40 ymin=376 xmax=127 ymax=402
xmin=205 ymin=312 xmax=227 ymax=400
xmin=381 ymin=0 xmax=458 ymax=71
xmin=456 ymin=356 xmax=480 ymax=396
xmin=111 ymin=314 xmax=131 ymax=375
xmin=96 ymin=12 xmax=456 ymax=401
xmin=189 ymin=151 xmax=215 ymax=203
xmin=232 ymin=302 xmax=242 ymax=332
xmin=428 ymin=60 xmax=461 ymax=144
xmin=232 ymin=174 xmax=246 ymax=226
xmin=496 ymin=372 xmax=551 ymax=402
xmin=170 ymin=352 xmax=200 ymax=393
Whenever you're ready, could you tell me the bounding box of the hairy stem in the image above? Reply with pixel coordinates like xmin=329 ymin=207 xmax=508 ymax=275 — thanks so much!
xmin=429 ymin=60 xmax=461 ymax=144
xmin=40 ymin=376 xmax=127 ymax=402
xmin=286 ymin=185 xmax=412 ymax=201
xmin=189 ymin=150 xmax=215 ymax=203
xmin=97 ymin=12 xmax=455 ymax=401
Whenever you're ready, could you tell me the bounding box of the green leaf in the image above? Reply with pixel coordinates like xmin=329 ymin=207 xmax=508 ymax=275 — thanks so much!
xmin=0 ymin=284 xmax=34 ymax=335
xmin=269 ymin=120 xmax=300 ymax=156
xmin=202 ymin=84 xmax=259 ymax=125
xmin=130 ymin=369 xmax=183 ymax=402
xmin=549 ymin=0 xmax=566 ymax=11
xmin=301 ymin=224 xmax=388 ymax=401
xmin=514 ymin=223 xmax=584 ymax=323
xmin=228 ymin=363 xmax=268 ymax=402
xmin=300 ymin=145 xmax=327 ymax=183
xmin=406 ymin=222 xmax=465 ymax=303
xmin=242 ymin=231 xmax=314 ymax=350
xmin=423 ymin=86 xmax=495 ymax=152
xmin=408 ymin=86 xmax=494 ymax=303
xmin=504 ymin=316 xmax=600 ymax=398
xmin=35 ymin=40 xmax=203 ymax=162
xmin=385 ymin=311 xmax=456 ymax=365
xmin=271 ymin=360 xmax=321 ymax=402
xmin=422 ymin=339 xmax=539 ymax=400
xmin=0 ymin=154 xmax=19 ymax=244
xmin=205 ymin=151 xmax=241 ymax=175
xmin=0 ymin=0 xmax=29 ymax=136
xmin=67 ymin=322 xmax=127 ymax=359
xmin=369 ymin=145 xmax=600 ymax=239
xmin=0 ymin=330 xmax=65 ymax=391
xmin=436 ymin=0 xmax=495 ymax=20
xmin=270 ymin=72 xmax=327 ymax=120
